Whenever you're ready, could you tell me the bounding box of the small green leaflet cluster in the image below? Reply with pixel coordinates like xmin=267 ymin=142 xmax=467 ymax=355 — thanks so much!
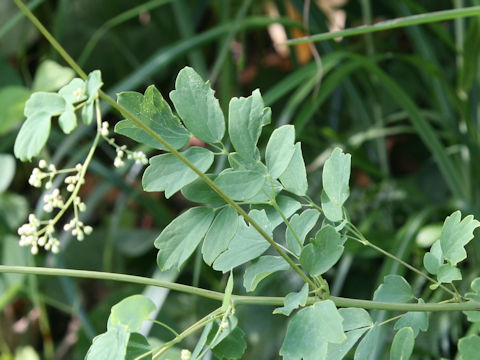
xmin=423 ymin=211 xmax=480 ymax=287
xmin=14 ymin=71 xmax=103 ymax=162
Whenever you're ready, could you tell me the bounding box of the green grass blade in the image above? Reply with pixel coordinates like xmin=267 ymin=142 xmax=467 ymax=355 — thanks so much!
xmin=286 ymin=6 xmax=480 ymax=44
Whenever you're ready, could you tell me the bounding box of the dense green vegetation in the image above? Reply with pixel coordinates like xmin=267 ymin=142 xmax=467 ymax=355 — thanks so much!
xmin=2 ymin=1 xmax=480 ymax=359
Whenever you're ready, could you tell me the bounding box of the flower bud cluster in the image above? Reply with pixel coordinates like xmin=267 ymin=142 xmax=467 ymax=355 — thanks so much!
xmin=43 ymin=189 xmax=65 ymax=213
xmin=114 ymin=146 xmax=127 ymax=168
xmin=63 ymin=218 xmax=93 ymax=242
xmin=29 ymin=161 xmax=56 ymax=188
xmin=18 ymin=214 xmax=60 ymax=254
xmin=64 ymin=164 xmax=84 ymax=192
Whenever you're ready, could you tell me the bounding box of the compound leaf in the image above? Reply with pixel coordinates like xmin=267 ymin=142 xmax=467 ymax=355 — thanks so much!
xmin=115 ymin=85 xmax=190 ymax=151
xmin=244 ymin=256 xmax=289 ymax=292
xmin=214 ymin=169 xmax=265 ymax=201
xmin=280 ymin=300 xmax=346 ymax=360
xmin=437 ymin=263 xmax=462 ymax=283
xmin=170 ymin=67 xmax=225 ymax=143
xmin=143 ymin=146 xmax=214 ymax=198
xmin=155 ymin=207 xmax=215 ymax=270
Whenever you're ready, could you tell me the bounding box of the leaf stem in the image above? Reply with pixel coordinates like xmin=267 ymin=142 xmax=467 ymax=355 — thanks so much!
xmin=12 ymin=0 xmax=316 ymax=290
xmin=2 ymin=265 xmax=479 ymax=312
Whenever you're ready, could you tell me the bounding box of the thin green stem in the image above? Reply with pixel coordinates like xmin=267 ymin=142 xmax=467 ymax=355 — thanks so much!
xmin=149 ymin=319 xmax=179 ymax=337
xmin=286 ymin=6 xmax=480 ymax=44
xmin=2 ymin=266 xmax=479 ymax=312
xmin=345 ymin=223 xmax=457 ymax=298
xmin=13 ymin=0 xmax=316 ymax=290
xmin=377 ymin=314 xmax=404 ymax=327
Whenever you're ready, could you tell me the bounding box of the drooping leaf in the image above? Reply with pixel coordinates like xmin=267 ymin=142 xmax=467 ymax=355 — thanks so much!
xmin=110 ymin=295 xmax=156 ymax=332
xmin=228 ymin=89 xmax=270 ymax=162
xmin=14 ymin=112 xmax=51 ymax=161
xmin=458 ymin=335 xmax=480 ymax=360
xmin=125 ymin=333 xmax=152 ymax=360
xmin=85 ymin=325 xmax=129 ymax=360
xmin=0 ymin=86 xmax=30 ymax=135
xmin=170 ymin=67 xmax=225 ymax=143
xmin=253 ymin=195 xmax=301 ymax=228
xmin=265 ymin=125 xmax=295 ymax=179
xmin=244 ymin=256 xmax=289 ymax=292
xmin=32 ymin=59 xmax=75 ymax=92
xmin=390 ymin=327 xmax=414 ymax=360
xmin=278 ymin=143 xmax=308 ymax=196
xmin=143 ymin=146 xmax=214 ymax=198
xmin=202 ymin=207 xmax=239 ymax=266
xmin=321 ymin=148 xmax=351 ymax=221
xmin=321 ymin=190 xmax=343 ymax=222
xmin=300 ymin=225 xmax=344 ymax=276
xmin=155 ymin=207 xmax=215 ymax=270
xmin=373 ymin=275 xmax=413 ymax=303
xmin=394 ymin=299 xmax=429 ymax=337
xmin=0 ymin=154 xmax=15 ymax=193
xmin=213 ymin=210 xmax=272 ymax=272
xmin=181 ymin=175 xmax=225 ymax=205
xmin=213 ymin=169 xmax=265 ymax=201
xmin=354 ymin=324 xmax=380 ymax=360
xmin=273 ymin=283 xmax=308 ymax=316
xmin=286 ymin=209 xmax=320 ymax=256
xmin=280 ymin=300 xmax=346 ymax=360
xmin=115 ymin=86 xmax=190 ymax=151
xmin=439 ymin=211 xmax=480 ymax=266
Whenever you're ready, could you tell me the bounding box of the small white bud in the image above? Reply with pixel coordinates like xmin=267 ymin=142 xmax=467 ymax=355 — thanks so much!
xmin=84 ymin=226 xmax=93 ymax=235
xmin=67 ymin=184 xmax=75 ymax=192
xmin=39 ymin=160 xmax=47 ymax=169
xmin=180 ymin=349 xmax=191 ymax=360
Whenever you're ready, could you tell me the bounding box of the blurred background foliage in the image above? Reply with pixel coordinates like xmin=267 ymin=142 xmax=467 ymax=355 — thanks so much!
xmin=1 ymin=0 xmax=480 ymax=359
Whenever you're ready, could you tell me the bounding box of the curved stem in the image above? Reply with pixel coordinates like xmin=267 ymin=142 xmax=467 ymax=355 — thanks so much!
xmin=13 ymin=0 xmax=316 ymax=290
xmin=1 ymin=266 xmax=479 ymax=312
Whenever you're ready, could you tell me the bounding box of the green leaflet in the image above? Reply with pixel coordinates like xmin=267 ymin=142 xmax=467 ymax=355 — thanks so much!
xmin=0 ymin=154 xmax=15 ymax=193
xmin=170 ymin=67 xmax=225 ymax=143
xmin=210 ymin=326 xmax=247 ymax=360
xmin=181 ymin=175 xmax=225 ymax=205
xmin=82 ymin=70 xmax=103 ymax=125
xmin=285 ymin=209 xmax=320 ymax=256
xmin=14 ymin=111 xmax=52 ymax=161
xmin=115 ymin=85 xmax=190 ymax=151
xmin=213 ymin=209 xmax=272 ymax=272
xmin=0 ymin=86 xmax=31 ymax=135
xmin=437 ymin=263 xmax=462 ymax=283
xmin=125 ymin=333 xmax=152 ymax=360
xmin=265 ymin=125 xmax=295 ymax=179
xmin=390 ymin=327 xmax=414 ymax=360
xmin=24 ymin=92 xmax=66 ymax=117
xmin=32 ymin=59 xmax=75 ymax=92
xmin=440 ymin=211 xmax=480 ymax=266
xmin=394 ymin=299 xmax=429 ymax=337
xmin=213 ymin=169 xmax=266 ymax=201
xmin=280 ymin=300 xmax=346 ymax=360
xmin=85 ymin=325 xmax=129 ymax=360
xmin=273 ymin=283 xmax=308 ymax=316
xmin=59 ymin=102 xmax=77 ymax=134
xmin=373 ymin=275 xmax=413 ymax=303
xmin=326 ymin=308 xmax=372 ymax=360
xmin=253 ymin=195 xmax=301 ymax=228
xmin=458 ymin=335 xmax=480 ymax=360
xmin=300 ymin=225 xmax=344 ymax=276
xmin=110 ymin=295 xmax=156 ymax=332
xmin=321 ymin=148 xmax=351 ymax=222
xmin=155 ymin=207 xmax=215 ymax=270
xmin=143 ymin=146 xmax=214 ymax=198
xmin=354 ymin=324 xmax=379 ymax=360
xmin=222 ymin=271 xmax=234 ymax=312
xmin=228 ymin=89 xmax=271 ymax=162
xmin=278 ymin=143 xmax=308 ymax=196
xmin=423 ymin=240 xmax=442 ymax=275
xmin=202 ymin=207 xmax=239 ymax=266
xmin=463 ymin=278 xmax=480 ymax=322
xmin=244 ymin=256 xmax=289 ymax=292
